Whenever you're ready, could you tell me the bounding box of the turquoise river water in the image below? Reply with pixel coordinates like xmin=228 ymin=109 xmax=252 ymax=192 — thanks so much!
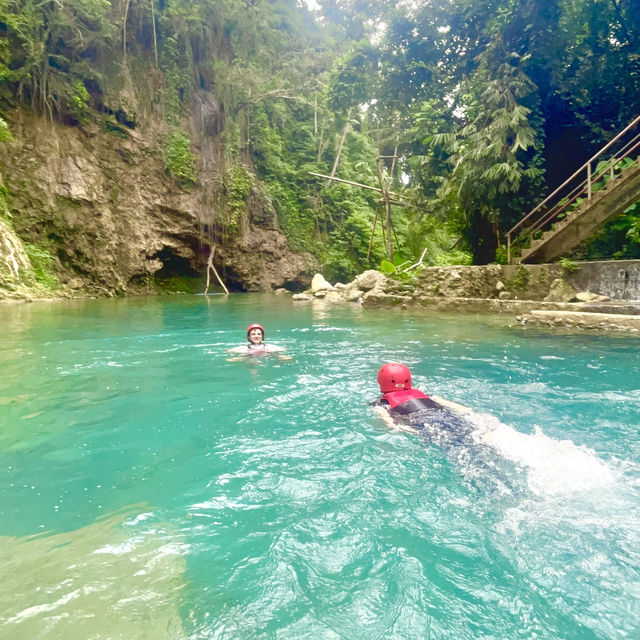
xmin=0 ymin=294 xmax=639 ymax=640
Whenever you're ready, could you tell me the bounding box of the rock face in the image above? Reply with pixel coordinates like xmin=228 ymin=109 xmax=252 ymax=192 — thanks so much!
xmin=218 ymin=230 xmax=317 ymax=292
xmin=0 ymin=218 xmax=33 ymax=296
xmin=0 ymin=112 xmax=316 ymax=296
xmin=415 ymin=265 xmax=504 ymax=298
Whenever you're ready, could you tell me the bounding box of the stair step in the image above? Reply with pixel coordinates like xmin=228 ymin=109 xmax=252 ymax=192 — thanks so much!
xmin=510 ymin=154 xmax=640 ymax=264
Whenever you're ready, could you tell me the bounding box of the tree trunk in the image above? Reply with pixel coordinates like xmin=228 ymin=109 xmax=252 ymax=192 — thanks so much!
xmin=150 ymin=0 xmax=158 ymax=66
xmin=123 ymin=0 xmax=130 ymax=64
xmin=468 ymin=210 xmax=498 ymax=264
xmin=376 ymin=150 xmax=393 ymax=261
xmin=327 ymin=108 xmax=351 ymax=185
xmin=313 ymin=87 xmax=318 ymax=136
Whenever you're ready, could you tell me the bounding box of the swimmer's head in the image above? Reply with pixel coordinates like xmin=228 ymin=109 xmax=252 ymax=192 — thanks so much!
xmin=377 ymin=363 xmax=412 ymax=393
xmin=247 ymin=323 xmax=265 ymax=344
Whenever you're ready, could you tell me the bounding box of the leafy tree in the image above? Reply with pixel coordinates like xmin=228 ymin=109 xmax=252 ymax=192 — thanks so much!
xmin=1 ymin=0 xmax=113 ymax=118
xmin=429 ymin=48 xmax=544 ymax=262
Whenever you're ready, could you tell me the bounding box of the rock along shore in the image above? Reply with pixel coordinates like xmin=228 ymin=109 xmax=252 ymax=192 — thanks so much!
xmin=293 ymin=264 xmax=640 ymax=334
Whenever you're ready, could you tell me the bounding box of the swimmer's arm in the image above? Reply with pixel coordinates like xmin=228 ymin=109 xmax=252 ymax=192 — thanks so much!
xmin=373 ymin=405 xmax=418 ymax=434
xmin=226 ymin=346 xmax=247 ymax=362
xmin=431 ymin=395 xmax=472 ymax=416
xmin=227 ymin=346 xmax=247 ymax=354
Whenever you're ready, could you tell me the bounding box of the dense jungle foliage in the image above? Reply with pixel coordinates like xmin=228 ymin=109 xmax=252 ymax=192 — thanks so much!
xmin=1 ymin=0 xmax=640 ymax=280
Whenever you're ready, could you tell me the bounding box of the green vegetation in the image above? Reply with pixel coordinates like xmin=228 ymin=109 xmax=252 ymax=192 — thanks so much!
xmin=0 ymin=183 xmax=10 ymax=222
xmin=559 ymin=257 xmax=580 ymax=273
xmin=23 ymin=243 xmax=59 ymax=290
xmin=66 ymin=81 xmax=90 ymax=126
xmin=0 ymin=117 xmax=12 ymax=143
xmin=153 ymin=275 xmax=202 ymax=295
xmin=0 ymin=119 xmax=13 ymax=223
xmin=222 ymin=165 xmax=253 ymax=237
xmin=509 ymin=265 xmax=530 ymax=291
xmin=0 ymin=0 xmax=639 ymax=279
xmin=101 ymin=119 xmax=130 ymax=139
xmin=164 ymin=130 xmax=197 ymax=186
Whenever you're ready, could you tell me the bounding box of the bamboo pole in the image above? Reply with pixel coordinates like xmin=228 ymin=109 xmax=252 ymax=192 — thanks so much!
xmin=376 ymin=149 xmax=393 ymax=261
xmin=366 ymin=206 xmax=380 ymax=261
xmin=307 ymin=172 xmax=409 ymax=202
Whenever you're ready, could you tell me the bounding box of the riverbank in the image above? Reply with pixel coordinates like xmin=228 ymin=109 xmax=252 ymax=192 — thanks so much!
xmin=4 ymin=260 xmax=640 ymax=332
xmin=294 ymin=262 xmax=640 ymax=333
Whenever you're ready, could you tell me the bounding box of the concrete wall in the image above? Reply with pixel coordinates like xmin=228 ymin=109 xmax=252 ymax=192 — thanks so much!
xmin=566 ymin=260 xmax=640 ymax=301
xmin=411 ymin=261 xmax=640 ymax=302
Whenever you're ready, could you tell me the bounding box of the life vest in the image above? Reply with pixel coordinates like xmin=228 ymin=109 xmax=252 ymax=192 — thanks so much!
xmin=244 ymin=343 xmax=284 ymax=355
xmin=381 ymin=388 xmax=438 ymax=415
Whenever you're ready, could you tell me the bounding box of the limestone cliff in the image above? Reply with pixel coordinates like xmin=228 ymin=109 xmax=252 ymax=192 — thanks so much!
xmin=0 ymin=110 xmax=317 ymax=300
xmin=0 ymin=218 xmax=33 ymax=297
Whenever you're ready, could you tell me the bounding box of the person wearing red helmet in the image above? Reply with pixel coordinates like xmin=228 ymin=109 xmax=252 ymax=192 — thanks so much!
xmin=247 ymin=323 xmax=265 ymax=346
xmin=374 ymin=365 xmax=518 ymax=495
xmin=227 ymin=323 xmax=291 ymax=360
xmin=374 ymin=362 xmax=470 ymax=432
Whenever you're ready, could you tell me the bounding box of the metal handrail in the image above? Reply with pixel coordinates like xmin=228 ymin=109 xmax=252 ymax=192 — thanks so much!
xmin=529 ymin=135 xmax=640 ymax=237
xmin=506 ymin=114 xmax=640 ymax=262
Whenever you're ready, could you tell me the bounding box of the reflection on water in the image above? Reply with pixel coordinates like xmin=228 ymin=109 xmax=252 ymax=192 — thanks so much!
xmin=0 ymin=505 xmax=186 ymax=640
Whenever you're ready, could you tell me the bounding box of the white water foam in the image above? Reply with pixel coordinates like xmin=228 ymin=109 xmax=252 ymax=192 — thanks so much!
xmin=466 ymin=411 xmax=618 ymax=496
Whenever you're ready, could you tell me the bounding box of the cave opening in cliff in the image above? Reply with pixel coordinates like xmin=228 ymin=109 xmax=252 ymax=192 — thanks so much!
xmin=152 ymin=247 xmax=203 ymax=293
xmin=216 ymin=266 xmax=247 ymax=293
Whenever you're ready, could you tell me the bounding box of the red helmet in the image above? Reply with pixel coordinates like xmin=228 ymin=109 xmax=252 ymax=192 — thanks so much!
xmin=247 ymin=323 xmax=264 ymax=339
xmin=377 ymin=363 xmax=412 ymax=393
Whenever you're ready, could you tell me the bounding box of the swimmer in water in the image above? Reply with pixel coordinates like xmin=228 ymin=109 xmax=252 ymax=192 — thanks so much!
xmin=226 ymin=323 xmax=292 ymax=361
xmin=373 ymin=362 xmax=470 ymax=434
xmin=373 ymin=362 xmax=518 ymax=495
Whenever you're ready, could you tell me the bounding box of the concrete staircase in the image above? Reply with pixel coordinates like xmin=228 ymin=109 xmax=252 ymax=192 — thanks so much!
xmin=518 ymin=162 xmax=640 ymax=264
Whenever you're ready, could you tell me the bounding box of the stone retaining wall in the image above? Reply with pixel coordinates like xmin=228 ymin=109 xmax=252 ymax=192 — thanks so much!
xmin=294 ymin=262 xmax=640 ymax=332
xmin=565 ymin=260 xmax=640 ymax=301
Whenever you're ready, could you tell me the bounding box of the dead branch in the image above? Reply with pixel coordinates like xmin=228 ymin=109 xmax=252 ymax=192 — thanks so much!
xmin=401 ymin=247 xmax=429 ymax=273
xmin=367 ymin=206 xmax=380 ymax=261
xmin=204 ymin=245 xmax=229 ymax=295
